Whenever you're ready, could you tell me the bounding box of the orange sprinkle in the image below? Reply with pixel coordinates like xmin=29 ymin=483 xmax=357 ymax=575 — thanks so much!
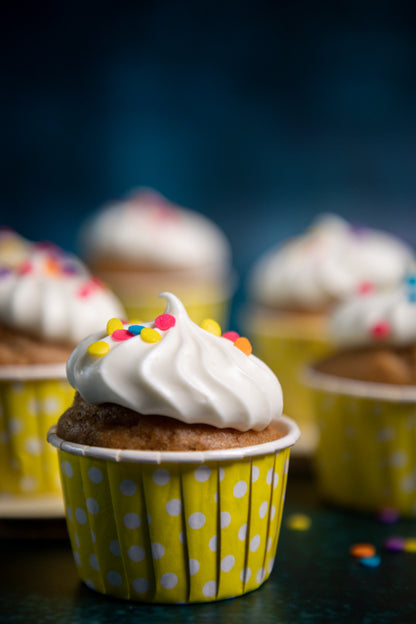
xmin=349 ymin=543 xmax=376 ymax=559
xmin=234 ymin=336 xmax=252 ymax=356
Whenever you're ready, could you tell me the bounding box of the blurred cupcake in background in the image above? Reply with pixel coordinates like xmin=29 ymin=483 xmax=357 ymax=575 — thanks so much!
xmin=0 ymin=232 xmax=125 ymax=503
xmin=244 ymin=214 xmax=414 ymax=453
xmin=305 ymin=271 xmax=416 ymax=515
xmin=79 ymin=188 xmax=235 ymax=326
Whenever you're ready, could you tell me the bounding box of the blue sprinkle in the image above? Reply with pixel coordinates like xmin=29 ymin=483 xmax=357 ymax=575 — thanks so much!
xmin=408 ymin=291 xmax=416 ymax=304
xmin=359 ymin=555 xmax=381 ymax=568
xmin=406 ymin=274 xmax=416 ymax=286
xmin=128 ymin=324 xmax=145 ymax=335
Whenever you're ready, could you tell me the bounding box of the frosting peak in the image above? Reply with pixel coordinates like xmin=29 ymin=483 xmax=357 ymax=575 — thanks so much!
xmin=67 ymin=292 xmax=283 ymax=431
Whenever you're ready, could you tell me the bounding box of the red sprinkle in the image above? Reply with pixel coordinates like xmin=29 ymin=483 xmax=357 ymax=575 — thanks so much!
xmin=371 ymin=320 xmax=391 ymax=340
xmin=19 ymin=261 xmax=32 ymax=275
xmin=222 ymin=331 xmax=240 ymax=342
xmin=358 ymin=280 xmax=375 ymax=295
xmin=154 ymin=314 xmax=176 ymax=330
xmin=112 ymin=329 xmax=134 ymax=341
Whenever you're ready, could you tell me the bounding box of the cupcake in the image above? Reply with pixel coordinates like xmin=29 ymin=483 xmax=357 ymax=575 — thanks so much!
xmin=305 ymin=272 xmax=416 ymax=515
xmin=244 ymin=214 xmax=414 ymax=452
xmin=79 ymin=188 xmax=235 ymax=326
xmin=48 ymin=292 xmax=300 ymax=603
xmin=0 ymin=235 xmax=125 ymax=500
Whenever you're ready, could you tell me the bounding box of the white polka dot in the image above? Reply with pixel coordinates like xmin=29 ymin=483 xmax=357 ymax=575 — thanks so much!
xmin=124 ymin=512 xmax=141 ymax=529
xmin=67 ymin=505 xmax=73 ymax=522
xmin=91 ymin=530 xmax=96 ymax=544
xmin=238 ymin=524 xmax=247 ymax=541
xmin=219 ymin=467 xmax=225 ymax=481
xmin=64 ymin=461 xmax=73 ymax=478
xmin=166 ymin=499 xmax=182 ymax=516
xmin=107 ymin=571 xmax=122 ymax=587
xmin=153 ymin=469 xmax=170 ymax=486
xmin=273 ymin=471 xmax=279 ymax=488
xmin=259 ymin=501 xmax=268 ymax=518
xmin=188 ymin=512 xmax=206 ymax=529
xmin=209 ymin=535 xmax=218 ymax=552
xmin=42 ymin=396 xmax=59 ymax=414
xmin=151 ymin=543 xmax=165 ymax=559
xmin=256 ymin=568 xmax=265 ymax=583
xmin=73 ymin=551 xmax=81 ymax=566
xmin=284 ymin=459 xmax=289 ymax=475
xmin=25 ymin=437 xmax=42 ymax=455
xmin=75 ymin=508 xmax=87 ymax=525
xmin=128 ymin=545 xmax=145 ymax=562
xmin=220 ymin=511 xmax=231 ymax=528
xmin=241 ymin=568 xmax=251 ymax=583
xmin=266 ymin=468 xmax=273 ymax=485
xmin=252 ymin=466 xmax=260 ymax=482
xmin=85 ymin=579 xmax=95 ymax=590
xmin=11 ymin=381 xmax=24 ymax=393
xmin=377 ymin=427 xmax=396 ymax=442
xmin=194 ymin=465 xmax=211 ymax=482
xmin=221 ymin=555 xmax=235 ymax=572
xmin=110 ymin=540 xmax=121 ymax=556
xmin=401 ymin=475 xmax=416 ymax=492
xmin=160 ymin=573 xmax=177 ymax=589
xmin=88 ymin=467 xmax=102 ymax=484
xmin=179 ymin=531 xmax=185 ymax=544
xmin=250 ymin=535 xmax=261 ymax=552
xmin=133 ymin=578 xmax=150 ymax=594
xmin=120 ymin=479 xmax=137 ymax=496
xmin=189 ymin=559 xmax=200 ymax=575
xmin=20 ymin=476 xmax=36 ymax=492
xmin=26 ymin=398 xmax=38 ymax=415
xmin=267 ymin=537 xmax=272 ymax=552
xmin=89 ymin=554 xmax=99 ymax=570
xmin=271 ymin=505 xmax=276 ymax=520
xmin=233 ymin=481 xmax=247 ymax=498
xmin=74 ymin=533 xmax=80 ymax=548
xmin=9 ymin=418 xmax=22 ymax=435
xmin=214 ymin=491 xmax=218 ymax=503
xmin=390 ymin=451 xmax=407 ymax=468
xmin=202 ymin=580 xmax=217 ymax=598
xmin=268 ymin=558 xmax=275 ymax=574
xmin=86 ymin=498 xmax=99 ymax=515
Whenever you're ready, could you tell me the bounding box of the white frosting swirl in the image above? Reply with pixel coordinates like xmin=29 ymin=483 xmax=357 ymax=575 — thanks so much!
xmin=80 ymin=188 xmax=231 ymax=273
xmin=0 ymin=243 xmax=126 ymax=344
xmin=330 ymin=279 xmax=416 ymax=347
xmin=249 ymin=214 xmax=414 ymax=309
xmin=67 ymin=292 xmax=283 ymax=431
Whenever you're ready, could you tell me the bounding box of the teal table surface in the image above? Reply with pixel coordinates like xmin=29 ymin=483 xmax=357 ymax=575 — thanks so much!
xmin=1 ymin=467 xmax=415 ymax=624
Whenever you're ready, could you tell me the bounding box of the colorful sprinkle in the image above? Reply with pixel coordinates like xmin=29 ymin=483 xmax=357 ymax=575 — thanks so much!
xmin=128 ymin=324 xmax=145 ymax=335
xmin=359 ymin=555 xmax=381 ymax=568
xmin=155 ymin=314 xmax=176 ymax=331
xmin=349 ymin=543 xmax=376 ymax=559
xmin=141 ymin=327 xmax=162 ymax=343
xmin=77 ymin=278 xmax=102 ymax=298
xmin=129 ymin=319 xmax=144 ymax=325
xmin=18 ymin=261 xmax=32 ymax=275
xmin=371 ymin=320 xmax=391 ymax=340
xmin=383 ymin=536 xmax=405 ymax=552
xmin=357 ymin=280 xmax=375 ymax=295
xmin=200 ymin=318 xmax=221 ymax=336
xmin=234 ymin=336 xmax=252 ymax=356
xmin=403 ymin=538 xmax=416 ymax=553
xmin=112 ymin=329 xmax=134 ymax=341
xmin=376 ymin=507 xmax=400 ymax=524
xmin=286 ymin=513 xmax=311 ymax=531
xmin=106 ymin=318 xmax=124 ymax=335
xmin=88 ymin=341 xmax=110 ymax=356
xmin=406 ymin=273 xmax=416 ymax=303
xmin=222 ymin=331 xmax=240 ymax=342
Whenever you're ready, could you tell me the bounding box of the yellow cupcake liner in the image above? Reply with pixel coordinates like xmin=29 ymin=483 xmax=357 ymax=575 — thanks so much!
xmin=0 ymin=365 xmax=75 ymax=497
xmin=48 ymin=416 xmax=300 ymax=603
xmin=306 ymin=368 xmax=416 ymax=516
xmin=245 ymin=317 xmax=333 ymax=454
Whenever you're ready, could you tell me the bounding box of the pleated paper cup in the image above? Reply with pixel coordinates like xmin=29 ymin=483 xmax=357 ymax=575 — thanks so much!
xmin=305 ymin=367 xmax=416 ymax=516
xmin=244 ymin=309 xmax=334 ymax=454
xmin=47 ymin=415 xmax=300 ymax=603
xmin=0 ymin=364 xmax=75 ymax=498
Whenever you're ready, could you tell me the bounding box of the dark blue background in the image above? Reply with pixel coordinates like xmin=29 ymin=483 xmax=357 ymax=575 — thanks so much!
xmin=2 ymin=1 xmax=416 ymax=321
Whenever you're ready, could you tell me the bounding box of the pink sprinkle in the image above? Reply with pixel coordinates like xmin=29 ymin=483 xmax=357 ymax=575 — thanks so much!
xmin=371 ymin=320 xmax=391 ymax=340
xmin=358 ymin=281 xmax=375 ymax=295
xmin=154 ymin=314 xmax=176 ymax=330
xmin=112 ymin=329 xmax=134 ymax=341
xmin=19 ymin=261 xmax=32 ymax=274
xmin=222 ymin=331 xmax=240 ymax=342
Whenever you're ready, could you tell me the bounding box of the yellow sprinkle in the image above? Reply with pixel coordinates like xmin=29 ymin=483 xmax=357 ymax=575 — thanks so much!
xmin=200 ymin=318 xmax=221 ymax=336
xmin=141 ymin=327 xmax=162 ymax=343
xmin=404 ymin=538 xmax=416 ymax=553
xmin=106 ymin=318 xmax=124 ymax=335
xmin=128 ymin=319 xmax=143 ymax=325
xmin=286 ymin=513 xmax=311 ymax=531
xmin=88 ymin=341 xmax=110 ymax=357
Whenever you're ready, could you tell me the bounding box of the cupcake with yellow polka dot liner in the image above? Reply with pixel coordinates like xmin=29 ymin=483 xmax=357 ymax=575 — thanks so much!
xmin=78 ymin=188 xmax=236 ymax=327
xmin=0 ymin=236 xmax=125 ymax=507
xmin=304 ymin=270 xmax=416 ymax=516
xmin=48 ymin=292 xmax=300 ymax=603
xmin=244 ymin=214 xmax=414 ymax=455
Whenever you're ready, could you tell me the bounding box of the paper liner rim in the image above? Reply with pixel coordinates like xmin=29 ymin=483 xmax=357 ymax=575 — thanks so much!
xmin=303 ymin=366 xmax=416 ymax=402
xmin=47 ymin=415 xmax=300 ymax=464
xmin=0 ymin=363 xmax=68 ymax=381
